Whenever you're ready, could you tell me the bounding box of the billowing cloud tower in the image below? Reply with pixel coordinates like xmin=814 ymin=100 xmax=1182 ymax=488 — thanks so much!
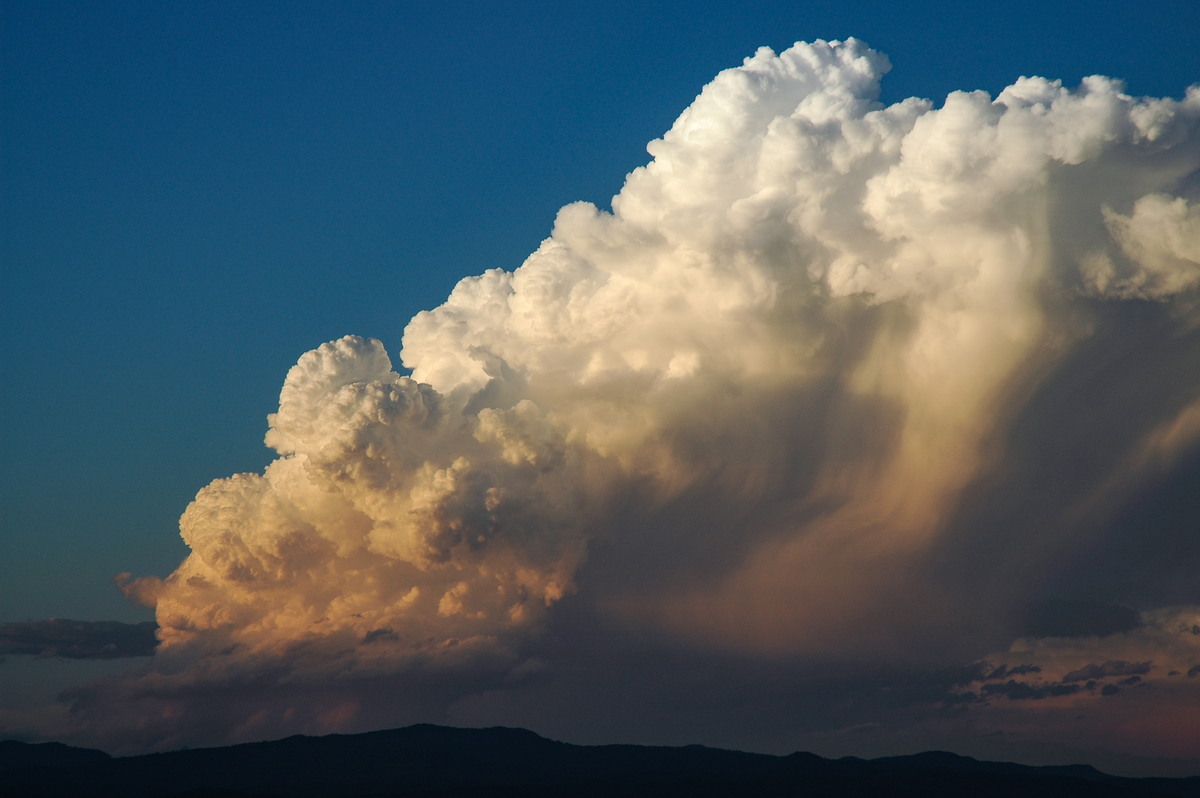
xmin=89 ymin=39 xmax=1200 ymax=760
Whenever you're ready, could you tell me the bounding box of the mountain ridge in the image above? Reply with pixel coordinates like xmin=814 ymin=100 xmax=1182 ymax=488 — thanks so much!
xmin=2 ymin=724 xmax=1197 ymax=797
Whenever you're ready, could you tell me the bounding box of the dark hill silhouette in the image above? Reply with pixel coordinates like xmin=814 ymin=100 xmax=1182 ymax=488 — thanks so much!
xmin=1 ymin=724 xmax=1196 ymax=797
xmin=0 ymin=740 xmax=110 ymax=772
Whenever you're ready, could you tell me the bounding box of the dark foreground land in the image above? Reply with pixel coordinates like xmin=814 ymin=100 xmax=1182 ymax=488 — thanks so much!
xmin=2 ymin=724 xmax=1198 ymax=797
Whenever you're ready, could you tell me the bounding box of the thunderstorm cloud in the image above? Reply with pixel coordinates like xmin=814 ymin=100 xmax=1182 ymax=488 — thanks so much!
xmin=32 ymin=40 xmax=1200 ymax=764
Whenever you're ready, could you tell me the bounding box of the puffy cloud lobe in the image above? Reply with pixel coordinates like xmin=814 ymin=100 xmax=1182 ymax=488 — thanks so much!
xmin=76 ymin=39 xmax=1200 ymax=753
xmin=1087 ymin=194 xmax=1200 ymax=298
xmin=126 ymin=336 xmax=587 ymax=677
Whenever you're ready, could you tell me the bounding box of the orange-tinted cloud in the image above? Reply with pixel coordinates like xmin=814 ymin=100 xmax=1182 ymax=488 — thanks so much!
xmin=18 ymin=40 xmax=1198 ymax=768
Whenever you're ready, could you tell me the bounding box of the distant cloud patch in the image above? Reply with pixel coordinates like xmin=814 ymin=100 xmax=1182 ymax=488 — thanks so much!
xmin=0 ymin=619 xmax=158 ymax=660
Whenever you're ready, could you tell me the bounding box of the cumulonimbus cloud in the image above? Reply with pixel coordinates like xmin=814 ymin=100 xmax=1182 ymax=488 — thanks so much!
xmin=57 ymin=38 xmax=1200 ymax=757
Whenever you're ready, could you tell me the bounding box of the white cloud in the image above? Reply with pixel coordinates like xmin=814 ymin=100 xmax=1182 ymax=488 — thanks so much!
xmin=62 ymin=38 xmax=1200 ymax=754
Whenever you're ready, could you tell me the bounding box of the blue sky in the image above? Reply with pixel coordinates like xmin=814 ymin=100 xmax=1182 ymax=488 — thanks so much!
xmin=5 ymin=1 xmax=1198 ymax=623
xmin=3 ymin=0 xmax=1200 ymax=771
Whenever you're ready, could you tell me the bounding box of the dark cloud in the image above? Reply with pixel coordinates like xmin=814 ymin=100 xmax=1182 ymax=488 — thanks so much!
xmin=1021 ymin=600 xmax=1142 ymax=639
xmin=1061 ymin=661 xmax=1152 ymax=683
xmin=927 ymin=307 xmax=1200 ymax=644
xmin=980 ymin=680 xmax=1082 ymax=701
xmin=0 ymin=619 xmax=157 ymax=659
xmin=982 ymin=664 xmax=1042 ymax=680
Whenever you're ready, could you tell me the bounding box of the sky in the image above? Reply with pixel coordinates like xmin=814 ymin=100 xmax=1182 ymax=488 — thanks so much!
xmin=3 ymin=0 xmax=1200 ymax=778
